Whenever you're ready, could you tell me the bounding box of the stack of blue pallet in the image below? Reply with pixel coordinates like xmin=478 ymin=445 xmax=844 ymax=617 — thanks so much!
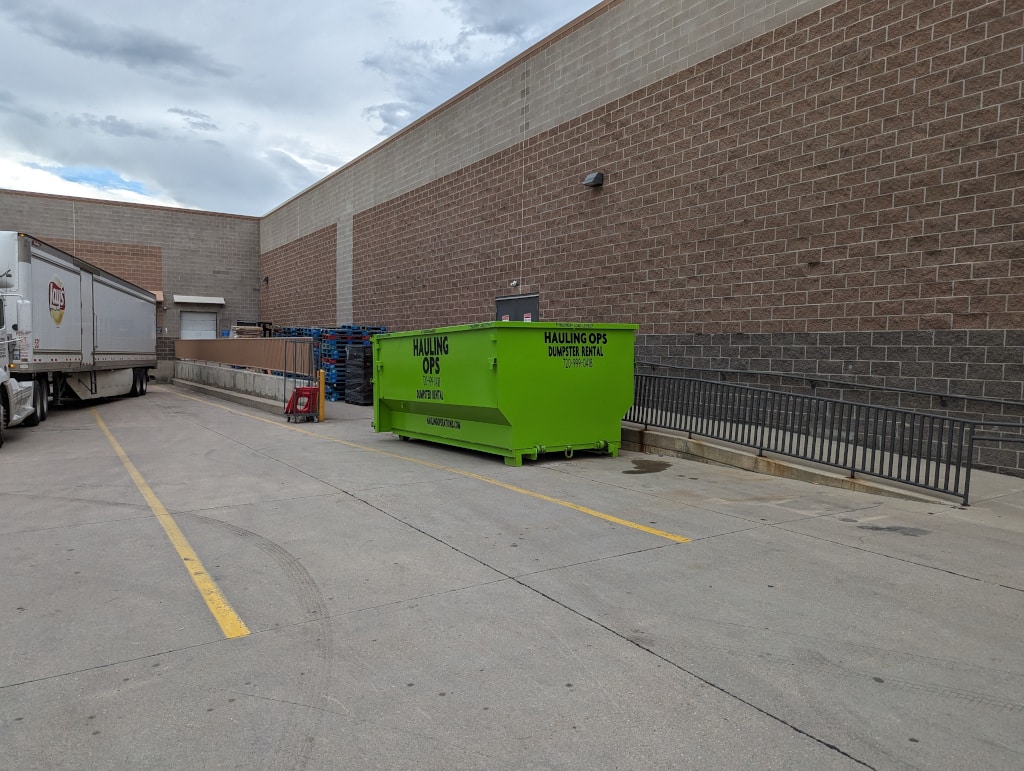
xmin=275 ymin=325 xmax=386 ymax=401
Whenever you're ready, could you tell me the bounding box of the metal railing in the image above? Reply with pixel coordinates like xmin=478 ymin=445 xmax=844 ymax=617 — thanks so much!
xmin=627 ymin=374 xmax=988 ymax=504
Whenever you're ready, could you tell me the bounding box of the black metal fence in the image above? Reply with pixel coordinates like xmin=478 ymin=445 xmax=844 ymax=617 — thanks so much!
xmin=626 ymin=373 xmax=1012 ymax=505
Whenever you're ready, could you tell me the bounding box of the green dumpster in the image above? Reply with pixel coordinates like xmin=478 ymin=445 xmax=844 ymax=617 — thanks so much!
xmin=372 ymin=321 xmax=638 ymax=465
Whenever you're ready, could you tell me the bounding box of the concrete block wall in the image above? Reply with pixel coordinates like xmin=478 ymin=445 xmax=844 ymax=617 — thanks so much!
xmin=261 ymin=0 xmax=837 ymax=326
xmin=173 ymin=360 xmax=287 ymax=403
xmin=40 ymin=238 xmax=163 ymax=294
xmin=349 ymin=0 xmax=1023 ymax=471
xmin=352 ymin=0 xmax=1023 ymax=378
xmin=258 ymin=225 xmax=337 ymax=327
xmin=0 ymin=190 xmax=260 ymax=376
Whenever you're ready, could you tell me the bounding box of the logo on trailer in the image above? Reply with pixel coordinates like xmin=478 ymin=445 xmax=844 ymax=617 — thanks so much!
xmin=49 ymin=277 xmax=66 ymax=326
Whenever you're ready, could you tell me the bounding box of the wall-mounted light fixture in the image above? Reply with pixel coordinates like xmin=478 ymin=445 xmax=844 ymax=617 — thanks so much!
xmin=261 ymin=276 xmax=269 ymax=285
xmin=582 ymin=172 xmax=604 ymax=187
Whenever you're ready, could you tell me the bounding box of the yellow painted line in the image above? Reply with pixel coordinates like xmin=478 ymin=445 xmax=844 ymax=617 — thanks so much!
xmin=431 ymin=467 xmax=692 ymax=543
xmin=169 ymin=389 xmax=691 ymax=544
xmin=92 ymin=410 xmax=251 ymax=639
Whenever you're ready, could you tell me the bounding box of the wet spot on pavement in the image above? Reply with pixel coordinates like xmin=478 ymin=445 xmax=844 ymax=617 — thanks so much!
xmin=857 ymin=525 xmax=930 ymax=536
xmin=623 ymin=459 xmax=672 ymax=474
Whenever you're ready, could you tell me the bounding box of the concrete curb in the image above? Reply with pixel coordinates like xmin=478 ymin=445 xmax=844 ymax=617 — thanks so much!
xmin=171 ymin=379 xmax=284 ymax=416
xmin=621 ymin=424 xmax=949 ymax=505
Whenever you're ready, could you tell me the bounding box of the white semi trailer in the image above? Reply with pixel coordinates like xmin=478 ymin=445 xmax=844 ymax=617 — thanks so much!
xmin=0 ymin=231 xmax=157 ymax=447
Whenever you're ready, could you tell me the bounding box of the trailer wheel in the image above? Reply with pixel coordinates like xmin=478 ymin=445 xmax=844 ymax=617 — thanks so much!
xmin=23 ymin=381 xmax=41 ymax=427
xmin=37 ymin=379 xmax=48 ymax=421
xmin=128 ymin=369 xmax=149 ymax=397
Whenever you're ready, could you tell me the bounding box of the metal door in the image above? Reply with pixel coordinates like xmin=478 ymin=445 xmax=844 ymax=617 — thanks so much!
xmin=495 ymin=293 xmax=539 ymax=321
xmin=180 ymin=310 xmax=218 ymax=339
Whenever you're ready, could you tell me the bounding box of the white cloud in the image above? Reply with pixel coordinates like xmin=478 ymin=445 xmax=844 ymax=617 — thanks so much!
xmin=0 ymin=0 xmax=601 ymax=215
xmin=0 ymin=154 xmax=181 ymax=207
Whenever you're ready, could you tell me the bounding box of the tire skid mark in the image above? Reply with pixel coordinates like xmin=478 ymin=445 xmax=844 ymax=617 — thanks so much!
xmin=803 ymin=650 xmax=1024 ymax=714
xmin=190 ymin=514 xmax=332 ymax=771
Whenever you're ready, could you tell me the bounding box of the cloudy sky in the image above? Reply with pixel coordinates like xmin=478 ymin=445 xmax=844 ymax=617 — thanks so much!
xmin=0 ymin=0 xmax=600 ymax=216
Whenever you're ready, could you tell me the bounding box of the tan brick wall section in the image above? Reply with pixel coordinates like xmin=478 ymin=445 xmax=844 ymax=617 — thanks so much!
xmin=258 ymin=225 xmax=337 ymax=327
xmin=262 ymin=0 xmax=836 ymax=323
xmin=354 ymin=0 xmax=1023 ymax=337
xmin=46 ymin=238 xmax=162 ymax=294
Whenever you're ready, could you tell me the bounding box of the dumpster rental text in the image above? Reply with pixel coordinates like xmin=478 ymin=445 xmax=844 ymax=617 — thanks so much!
xmin=413 ymin=334 xmax=448 ymax=397
xmin=545 ymin=330 xmax=606 ymax=367
xmin=413 ymin=334 xmax=449 ymax=375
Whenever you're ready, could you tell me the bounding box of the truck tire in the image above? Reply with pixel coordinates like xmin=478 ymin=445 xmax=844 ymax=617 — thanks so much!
xmin=23 ymin=381 xmax=41 ymax=427
xmin=130 ymin=368 xmax=149 ymax=397
xmin=37 ymin=379 xmax=48 ymax=421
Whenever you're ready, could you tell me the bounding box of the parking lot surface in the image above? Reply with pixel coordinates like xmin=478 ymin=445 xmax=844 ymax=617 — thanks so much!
xmin=1 ymin=384 xmax=1022 ymax=770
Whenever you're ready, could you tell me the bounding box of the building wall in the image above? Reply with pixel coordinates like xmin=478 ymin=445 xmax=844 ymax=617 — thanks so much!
xmin=0 ymin=190 xmax=260 ymax=374
xmin=349 ymin=0 xmax=1023 ymax=471
xmin=262 ymin=0 xmax=835 ymax=326
xmin=0 ymin=0 xmax=1020 ymax=468
xmin=353 ymin=0 xmax=1023 ymax=409
xmin=259 ymin=225 xmax=337 ymax=327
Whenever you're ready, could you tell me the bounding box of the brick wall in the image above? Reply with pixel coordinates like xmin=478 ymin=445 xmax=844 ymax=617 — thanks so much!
xmin=258 ymin=225 xmax=337 ymax=326
xmin=264 ymin=0 xmax=835 ymax=324
xmin=353 ymin=0 xmax=1023 ymax=471
xmin=354 ymin=0 xmax=1022 ymax=360
xmin=45 ymin=238 xmax=162 ymax=295
xmin=0 ymin=189 xmax=259 ymax=373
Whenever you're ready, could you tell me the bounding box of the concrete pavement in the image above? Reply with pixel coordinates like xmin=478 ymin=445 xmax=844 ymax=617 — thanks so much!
xmin=0 ymin=382 xmax=1021 ymax=769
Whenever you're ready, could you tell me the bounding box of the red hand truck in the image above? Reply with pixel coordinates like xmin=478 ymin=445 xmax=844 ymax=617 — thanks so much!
xmin=284 ymin=385 xmax=319 ymax=422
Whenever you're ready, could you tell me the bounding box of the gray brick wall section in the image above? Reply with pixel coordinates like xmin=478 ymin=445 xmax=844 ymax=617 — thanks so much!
xmin=0 ymin=189 xmax=260 ymax=376
xmin=261 ymin=0 xmax=834 ymax=323
xmin=636 ymin=330 xmax=1024 ymax=476
xmin=637 ymin=330 xmax=1024 ymax=404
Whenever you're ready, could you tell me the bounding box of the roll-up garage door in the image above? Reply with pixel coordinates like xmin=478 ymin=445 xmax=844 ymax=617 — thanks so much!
xmin=179 ymin=310 xmax=218 ymax=339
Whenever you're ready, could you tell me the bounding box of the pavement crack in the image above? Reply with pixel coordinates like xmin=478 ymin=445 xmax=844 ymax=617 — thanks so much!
xmin=0 ymin=639 xmax=232 ymax=691
xmin=511 ymin=580 xmax=878 ymax=768
xmin=772 ymin=525 xmax=1016 ymax=590
xmin=2 ymin=512 xmax=159 ymax=535
xmin=514 ymin=543 xmax=675 ymax=578
xmin=337 ymin=489 xmax=876 ymax=769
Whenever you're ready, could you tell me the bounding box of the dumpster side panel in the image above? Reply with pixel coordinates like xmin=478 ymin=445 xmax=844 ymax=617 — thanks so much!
xmin=498 ymin=325 xmax=636 ymax=458
xmin=373 ymin=322 xmax=637 ymax=465
xmin=373 ymin=326 xmax=510 ymax=455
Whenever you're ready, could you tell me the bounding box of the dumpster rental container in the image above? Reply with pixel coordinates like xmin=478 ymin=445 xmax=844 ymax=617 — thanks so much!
xmin=372 ymin=321 xmax=638 ymax=466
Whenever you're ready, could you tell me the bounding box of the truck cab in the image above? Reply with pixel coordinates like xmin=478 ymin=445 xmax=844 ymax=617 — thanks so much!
xmin=0 ymin=293 xmax=39 ymax=442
